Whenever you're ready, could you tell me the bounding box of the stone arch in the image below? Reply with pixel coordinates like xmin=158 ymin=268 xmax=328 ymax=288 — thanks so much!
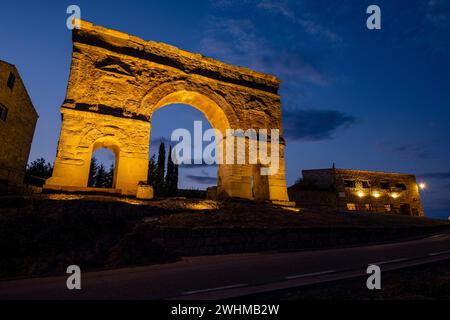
xmin=45 ymin=19 xmax=290 ymax=203
xmin=141 ymin=81 xmax=240 ymax=131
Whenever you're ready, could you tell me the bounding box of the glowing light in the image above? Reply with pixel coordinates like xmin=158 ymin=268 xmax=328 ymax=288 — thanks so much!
xmin=372 ymin=192 xmax=380 ymax=198
xmin=282 ymin=206 xmax=301 ymax=213
xmin=357 ymin=191 xmax=365 ymax=198
xmin=419 ymin=182 xmax=426 ymax=190
xmin=391 ymin=193 xmax=399 ymax=199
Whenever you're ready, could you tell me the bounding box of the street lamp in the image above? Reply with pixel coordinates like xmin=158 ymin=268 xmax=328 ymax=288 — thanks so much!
xmin=419 ymin=182 xmax=426 ymax=190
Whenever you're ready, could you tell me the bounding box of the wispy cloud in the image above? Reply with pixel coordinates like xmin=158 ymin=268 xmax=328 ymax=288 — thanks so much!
xmin=257 ymin=0 xmax=341 ymax=43
xmin=426 ymin=0 xmax=450 ymax=27
xmin=381 ymin=142 xmax=432 ymax=160
xmin=179 ymin=160 xmax=218 ymax=169
xmin=186 ymin=174 xmax=217 ymax=185
xmin=257 ymin=0 xmax=296 ymax=20
xmin=283 ymin=108 xmax=356 ymax=141
xmin=210 ymin=0 xmax=341 ymax=43
xmin=201 ymin=17 xmax=329 ymax=86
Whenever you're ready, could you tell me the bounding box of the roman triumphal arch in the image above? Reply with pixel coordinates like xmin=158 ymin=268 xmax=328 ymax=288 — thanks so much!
xmin=45 ymin=20 xmax=290 ymax=203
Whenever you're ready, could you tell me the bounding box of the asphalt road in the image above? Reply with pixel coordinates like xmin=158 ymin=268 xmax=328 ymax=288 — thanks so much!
xmin=1 ymin=231 xmax=450 ymax=300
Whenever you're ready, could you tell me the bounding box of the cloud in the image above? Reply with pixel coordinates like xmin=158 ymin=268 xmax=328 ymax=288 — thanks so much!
xmin=426 ymin=0 xmax=450 ymax=27
xmin=186 ymin=174 xmax=217 ymax=185
xmin=257 ymin=0 xmax=341 ymax=43
xmin=401 ymin=0 xmax=450 ymax=52
xmin=282 ymin=108 xmax=356 ymax=141
xmin=257 ymin=0 xmax=296 ymax=20
xmin=179 ymin=160 xmax=218 ymax=169
xmin=418 ymin=172 xmax=450 ymax=179
xmin=201 ymin=17 xmax=329 ymax=86
xmin=386 ymin=143 xmax=432 ymax=160
xmin=210 ymin=0 xmax=341 ymax=43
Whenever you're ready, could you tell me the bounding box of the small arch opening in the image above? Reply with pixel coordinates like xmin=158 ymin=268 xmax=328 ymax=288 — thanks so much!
xmin=87 ymin=147 xmax=117 ymax=189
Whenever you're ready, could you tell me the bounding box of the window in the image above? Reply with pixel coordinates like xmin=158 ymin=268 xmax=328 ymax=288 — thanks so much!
xmin=0 ymin=103 xmax=8 ymax=121
xmin=396 ymin=183 xmax=407 ymax=191
xmin=361 ymin=180 xmax=370 ymax=188
xmin=380 ymin=181 xmax=390 ymax=190
xmin=384 ymin=204 xmax=392 ymax=212
xmin=344 ymin=179 xmax=356 ymax=188
xmin=347 ymin=203 xmax=357 ymax=211
xmin=7 ymin=72 xmax=15 ymax=89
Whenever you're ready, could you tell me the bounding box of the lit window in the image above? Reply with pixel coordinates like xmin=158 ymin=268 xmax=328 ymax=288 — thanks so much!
xmin=347 ymin=203 xmax=357 ymax=211
xmin=344 ymin=180 xmax=356 ymax=188
xmin=384 ymin=204 xmax=392 ymax=212
xmin=0 ymin=103 xmax=8 ymax=121
xmin=7 ymin=72 xmax=15 ymax=89
xmin=380 ymin=181 xmax=390 ymax=190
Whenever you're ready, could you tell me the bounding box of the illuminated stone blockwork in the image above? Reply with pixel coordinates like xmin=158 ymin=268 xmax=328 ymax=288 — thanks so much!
xmin=289 ymin=168 xmax=424 ymax=216
xmin=0 ymin=60 xmax=38 ymax=192
xmin=45 ymin=20 xmax=290 ymax=202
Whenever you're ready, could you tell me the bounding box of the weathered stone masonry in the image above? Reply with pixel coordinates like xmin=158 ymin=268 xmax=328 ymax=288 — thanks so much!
xmin=45 ymin=20 xmax=290 ymax=202
xmin=289 ymin=168 xmax=424 ymax=216
xmin=0 ymin=60 xmax=38 ymax=192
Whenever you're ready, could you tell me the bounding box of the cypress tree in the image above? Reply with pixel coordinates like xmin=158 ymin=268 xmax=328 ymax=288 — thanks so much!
xmin=106 ymin=164 xmax=114 ymax=188
xmin=154 ymin=142 xmax=166 ymax=196
xmin=88 ymin=157 xmax=99 ymax=187
xmin=95 ymin=164 xmax=109 ymax=188
xmin=173 ymin=158 xmax=179 ymax=196
xmin=166 ymin=145 xmax=175 ymax=196
xmin=147 ymin=154 xmax=156 ymax=186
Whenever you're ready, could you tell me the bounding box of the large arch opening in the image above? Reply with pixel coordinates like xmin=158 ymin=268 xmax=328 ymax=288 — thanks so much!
xmin=146 ymin=89 xmax=235 ymax=196
xmin=143 ymin=89 xmax=277 ymax=201
xmin=149 ymin=103 xmax=218 ymax=197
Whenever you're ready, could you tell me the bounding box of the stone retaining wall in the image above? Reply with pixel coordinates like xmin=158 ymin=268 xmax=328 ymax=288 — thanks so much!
xmin=147 ymin=226 xmax=448 ymax=256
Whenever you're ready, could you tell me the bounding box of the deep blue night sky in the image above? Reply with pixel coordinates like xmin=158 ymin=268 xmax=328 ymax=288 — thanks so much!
xmin=1 ymin=0 xmax=449 ymax=218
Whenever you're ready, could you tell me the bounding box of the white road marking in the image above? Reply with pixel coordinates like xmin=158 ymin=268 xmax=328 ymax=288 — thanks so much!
xmin=284 ymin=269 xmax=336 ymax=280
xmin=182 ymin=283 xmax=248 ymax=295
xmin=428 ymin=250 xmax=450 ymax=256
xmin=370 ymin=258 xmax=408 ymax=265
xmin=428 ymin=234 xmax=445 ymax=239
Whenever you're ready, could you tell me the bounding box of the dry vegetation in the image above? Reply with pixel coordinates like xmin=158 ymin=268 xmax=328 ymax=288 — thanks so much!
xmin=156 ymin=199 xmax=448 ymax=229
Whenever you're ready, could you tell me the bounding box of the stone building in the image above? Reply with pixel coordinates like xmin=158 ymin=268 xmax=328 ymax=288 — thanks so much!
xmin=288 ymin=168 xmax=424 ymax=216
xmin=0 ymin=60 xmax=38 ymax=192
